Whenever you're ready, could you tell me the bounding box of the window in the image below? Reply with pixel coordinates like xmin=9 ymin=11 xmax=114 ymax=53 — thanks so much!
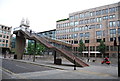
xmin=84 ymin=19 xmax=88 ymax=24
xmin=74 ymin=40 xmax=78 ymax=44
xmin=96 ymin=17 xmax=102 ymax=22
xmin=6 ymin=40 xmax=8 ymax=43
xmin=3 ymin=35 xmax=6 ymax=38
xmin=110 ymin=29 xmax=116 ymax=34
xmin=79 ymin=27 xmax=81 ymax=31
xmin=90 ymin=18 xmax=96 ymax=23
xmin=96 ymin=10 xmax=101 ymax=15
xmin=117 ymin=20 xmax=120 ymax=27
xmin=109 ymin=14 xmax=116 ymax=19
xmin=82 ymin=13 xmax=85 ymax=18
xmin=67 ymin=23 xmax=69 ymax=27
xmin=80 ymin=33 xmax=84 ymax=37
xmin=106 ymin=46 xmax=109 ymax=51
xmin=90 ymin=12 xmax=93 ymax=16
xmin=84 ymin=12 xmax=90 ymax=18
xmin=70 ymin=22 xmax=74 ymax=26
xmin=3 ymin=31 xmax=6 ymax=34
xmin=90 ymin=12 xmax=95 ymax=16
xmin=81 ymin=27 xmax=84 ymax=31
xmin=85 ymin=40 xmax=89 ymax=43
xmin=118 ymin=28 xmax=120 ymax=35
xmin=74 ymin=15 xmax=79 ymax=19
xmin=85 ymin=32 xmax=90 ymax=37
xmin=3 ymin=39 xmax=5 ymax=42
xmin=75 ymin=21 xmax=79 ymax=26
xmin=103 ymin=16 xmax=108 ymax=20
xmin=96 ymin=31 xmax=102 ymax=36
xmin=79 ymin=20 xmax=84 ymax=25
xmin=79 ymin=13 xmax=84 ymax=18
xmin=109 ymin=21 xmax=116 ymax=27
xmin=2 ymin=44 xmax=4 ymax=47
xmin=74 ymin=33 xmax=78 ymax=38
xmin=110 ymin=46 xmax=114 ymax=51
xmin=109 ymin=7 xmax=116 ymax=13
xmin=89 ymin=25 xmax=95 ymax=29
xmin=84 ymin=26 xmax=88 ymax=31
xmin=74 ymin=27 xmax=79 ymax=32
xmin=102 ymin=9 xmax=108 ymax=14
xmin=110 ymin=38 xmax=114 ymax=41
xmin=96 ymin=24 xmax=102 ymax=29
xmin=79 ymin=13 xmax=82 ymax=18
xmin=96 ymin=39 xmax=102 ymax=42
xmin=70 ymin=16 xmax=74 ymax=20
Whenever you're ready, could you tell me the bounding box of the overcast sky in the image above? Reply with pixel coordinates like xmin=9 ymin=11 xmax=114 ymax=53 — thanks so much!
xmin=0 ymin=0 xmax=119 ymax=32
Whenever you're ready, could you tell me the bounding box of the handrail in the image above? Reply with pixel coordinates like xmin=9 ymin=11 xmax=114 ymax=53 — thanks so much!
xmin=14 ymin=27 xmax=71 ymax=45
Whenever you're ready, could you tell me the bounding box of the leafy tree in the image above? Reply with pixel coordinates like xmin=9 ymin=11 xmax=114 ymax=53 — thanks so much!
xmin=27 ymin=42 xmax=34 ymax=55
xmin=27 ymin=41 xmax=45 ymax=55
xmin=36 ymin=43 xmax=45 ymax=55
xmin=78 ymin=39 xmax=85 ymax=56
xmin=98 ymin=40 xmax=106 ymax=57
xmin=27 ymin=41 xmax=46 ymax=61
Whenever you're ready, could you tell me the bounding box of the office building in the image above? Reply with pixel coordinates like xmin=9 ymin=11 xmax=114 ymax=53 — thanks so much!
xmin=37 ymin=29 xmax=56 ymax=38
xmin=56 ymin=2 xmax=120 ymax=58
xmin=0 ymin=24 xmax=12 ymax=53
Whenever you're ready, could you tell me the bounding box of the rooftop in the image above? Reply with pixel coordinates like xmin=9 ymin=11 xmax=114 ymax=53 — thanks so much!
xmin=56 ymin=18 xmax=69 ymax=22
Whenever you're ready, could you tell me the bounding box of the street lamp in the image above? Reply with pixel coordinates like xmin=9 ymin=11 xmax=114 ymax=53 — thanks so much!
xmin=114 ymin=36 xmax=120 ymax=77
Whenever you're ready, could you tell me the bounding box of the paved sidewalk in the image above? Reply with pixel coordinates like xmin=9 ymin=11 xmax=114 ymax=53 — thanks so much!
xmin=1 ymin=54 xmax=119 ymax=79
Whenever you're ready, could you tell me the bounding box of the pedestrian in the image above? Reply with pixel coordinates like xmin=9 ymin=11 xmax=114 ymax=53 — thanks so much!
xmin=74 ymin=58 xmax=76 ymax=70
xmin=87 ymin=58 xmax=90 ymax=62
xmin=30 ymin=30 xmax=32 ymax=35
xmin=104 ymin=56 xmax=109 ymax=62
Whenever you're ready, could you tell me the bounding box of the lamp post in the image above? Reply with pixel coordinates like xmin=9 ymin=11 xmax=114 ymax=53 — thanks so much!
xmin=118 ymin=36 xmax=120 ymax=77
xmin=33 ymin=40 xmax=36 ymax=62
xmin=114 ymin=36 xmax=120 ymax=77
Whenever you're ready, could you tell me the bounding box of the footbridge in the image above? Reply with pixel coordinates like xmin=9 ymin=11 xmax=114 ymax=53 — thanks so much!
xmin=13 ymin=27 xmax=89 ymax=67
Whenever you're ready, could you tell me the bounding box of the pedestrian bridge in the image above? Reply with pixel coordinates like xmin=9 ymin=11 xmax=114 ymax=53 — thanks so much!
xmin=13 ymin=27 xmax=89 ymax=67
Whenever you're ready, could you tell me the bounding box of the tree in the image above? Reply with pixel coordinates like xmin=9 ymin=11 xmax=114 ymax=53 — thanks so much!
xmin=36 ymin=43 xmax=45 ymax=55
xmin=27 ymin=41 xmax=46 ymax=61
xmin=27 ymin=42 xmax=34 ymax=55
xmin=78 ymin=39 xmax=85 ymax=56
xmin=98 ymin=40 xmax=106 ymax=58
xmin=27 ymin=41 xmax=45 ymax=55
